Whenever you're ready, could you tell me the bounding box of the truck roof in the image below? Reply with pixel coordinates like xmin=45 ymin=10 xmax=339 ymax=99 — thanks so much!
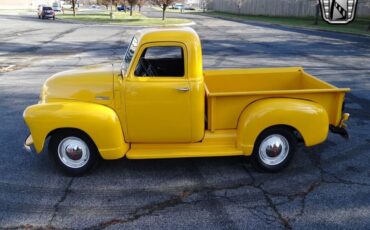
xmin=135 ymin=27 xmax=200 ymax=44
xmin=133 ymin=27 xmax=203 ymax=80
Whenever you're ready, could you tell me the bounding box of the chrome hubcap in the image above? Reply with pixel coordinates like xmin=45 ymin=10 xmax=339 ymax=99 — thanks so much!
xmin=58 ymin=137 xmax=90 ymax=169
xmin=259 ymin=134 xmax=289 ymax=166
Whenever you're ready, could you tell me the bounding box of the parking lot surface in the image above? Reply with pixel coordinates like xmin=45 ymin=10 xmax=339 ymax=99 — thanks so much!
xmin=1 ymin=9 xmax=370 ymax=229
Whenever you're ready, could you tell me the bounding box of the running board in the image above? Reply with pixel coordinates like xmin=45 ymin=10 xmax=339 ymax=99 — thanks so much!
xmin=126 ymin=130 xmax=243 ymax=159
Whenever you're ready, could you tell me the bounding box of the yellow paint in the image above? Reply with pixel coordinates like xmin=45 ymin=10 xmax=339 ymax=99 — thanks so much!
xmin=122 ymin=29 xmax=205 ymax=143
xmin=236 ymin=98 xmax=329 ymax=155
xmin=23 ymin=27 xmax=350 ymax=161
xmin=23 ymin=102 xmax=129 ymax=159
xmin=41 ymin=63 xmax=116 ymax=108
xmin=204 ymin=67 xmax=349 ymax=130
xmin=127 ymin=130 xmax=242 ymax=159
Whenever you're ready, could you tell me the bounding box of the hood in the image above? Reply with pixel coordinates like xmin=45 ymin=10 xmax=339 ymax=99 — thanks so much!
xmin=42 ymin=63 xmax=120 ymax=106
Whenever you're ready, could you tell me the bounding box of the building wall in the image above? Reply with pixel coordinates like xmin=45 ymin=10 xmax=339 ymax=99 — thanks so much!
xmin=0 ymin=0 xmax=59 ymax=9
xmin=185 ymin=0 xmax=201 ymax=7
xmin=208 ymin=0 xmax=370 ymax=17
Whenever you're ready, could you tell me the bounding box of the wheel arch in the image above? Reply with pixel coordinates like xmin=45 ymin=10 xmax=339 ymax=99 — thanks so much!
xmin=255 ymin=124 xmax=303 ymax=144
xmin=23 ymin=102 xmax=129 ymax=160
xmin=236 ymin=98 xmax=329 ymax=155
xmin=47 ymin=128 xmax=97 ymax=149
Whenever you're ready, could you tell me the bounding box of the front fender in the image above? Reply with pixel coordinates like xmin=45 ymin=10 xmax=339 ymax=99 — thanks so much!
xmin=23 ymin=102 xmax=129 ymax=160
xmin=237 ymin=98 xmax=329 ymax=155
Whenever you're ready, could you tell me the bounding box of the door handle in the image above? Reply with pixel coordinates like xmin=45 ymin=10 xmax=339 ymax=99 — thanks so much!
xmin=176 ymin=87 xmax=190 ymax=92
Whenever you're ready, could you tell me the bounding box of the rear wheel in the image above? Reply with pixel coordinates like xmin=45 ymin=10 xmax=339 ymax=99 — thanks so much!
xmin=251 ymin=127 xmax=297 ymax=172
xmin=49 ymin=130 xmax=99 ymax=176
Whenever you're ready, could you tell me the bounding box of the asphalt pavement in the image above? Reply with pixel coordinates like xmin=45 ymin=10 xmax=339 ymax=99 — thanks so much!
xmin=0 ymin=8 xmax=370 ymax=229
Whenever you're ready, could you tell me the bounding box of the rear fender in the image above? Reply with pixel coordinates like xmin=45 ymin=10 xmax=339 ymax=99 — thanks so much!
xmin=23 ymin=102 xmax=129 ymax=160
xmin=237 ymin=98 xmax=329 ymax=155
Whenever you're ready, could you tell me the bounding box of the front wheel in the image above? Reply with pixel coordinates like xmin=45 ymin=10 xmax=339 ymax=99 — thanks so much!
xmin=49 ymin=130 xmax=99 ymax=176
xmin=251 ymin=127 xmax=297 ymax=172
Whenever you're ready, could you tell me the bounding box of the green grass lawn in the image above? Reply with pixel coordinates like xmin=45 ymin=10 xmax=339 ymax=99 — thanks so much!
xmin=198 ymin=11 xmax=370 ymax=36
xmin=152 ymin=6 xmax=203 ymax=13
xmin=58 ymin=11 xmax=192 ymax=26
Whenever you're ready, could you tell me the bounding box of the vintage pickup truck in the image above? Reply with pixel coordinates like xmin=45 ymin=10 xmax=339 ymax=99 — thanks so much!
xmin=23 ymin=27 xmax=350 ymax=175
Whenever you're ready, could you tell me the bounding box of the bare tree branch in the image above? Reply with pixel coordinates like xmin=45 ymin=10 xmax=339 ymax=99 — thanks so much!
xmin=150 ymin=0 xmax=179 ymax=20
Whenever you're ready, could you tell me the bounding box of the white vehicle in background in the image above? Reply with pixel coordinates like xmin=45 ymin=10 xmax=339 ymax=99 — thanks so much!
xmin=52 ymin=2 xmax=62 ymax=12
xmin=37 ymin=5 xmax=56 ymax=20
xmin=172 ymin=3 xmax=184 ymax=9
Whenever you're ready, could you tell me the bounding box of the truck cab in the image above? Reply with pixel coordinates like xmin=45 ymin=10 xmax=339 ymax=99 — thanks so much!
xmin=24 ymin=27 xmax=350 ymax=175
xmin=119 ymin=28 xmax=205 ymax=143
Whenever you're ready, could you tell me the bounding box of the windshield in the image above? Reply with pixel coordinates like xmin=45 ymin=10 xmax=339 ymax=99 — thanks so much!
xmin=122 ymin=36 xmax=138 ymax=73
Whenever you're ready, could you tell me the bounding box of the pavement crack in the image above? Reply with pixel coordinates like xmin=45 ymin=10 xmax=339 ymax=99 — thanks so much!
xmin=261 ymin=188 xmax=292 ymax=230
xmin=48 ymin=178 xmax=74 ymax=227
xmin=84 ymin=179 xmax=254 ymax=229
xmin=243 ymin=166 xmax=293 ymax=229
xmin=86 ymin=193 xmax=185 ymax=230
xmin=0 ymin=224 xmax=58 ymax=230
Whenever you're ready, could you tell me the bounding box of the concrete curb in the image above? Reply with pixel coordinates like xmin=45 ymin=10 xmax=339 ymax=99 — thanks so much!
xmin=56 ymin=18 xmax=196 ymax=27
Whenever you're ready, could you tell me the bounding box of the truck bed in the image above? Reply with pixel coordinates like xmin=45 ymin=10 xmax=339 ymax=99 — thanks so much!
xmin=204 ymin=67 xmax=350 ymax=130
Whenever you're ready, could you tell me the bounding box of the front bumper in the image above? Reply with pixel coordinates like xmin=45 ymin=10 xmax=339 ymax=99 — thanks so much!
xmin=24 ymin=134 xmax=35 ymax=153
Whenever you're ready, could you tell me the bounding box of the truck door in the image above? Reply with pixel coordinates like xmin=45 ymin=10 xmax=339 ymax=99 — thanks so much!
xmin=124 ymin=43 xmax=192 ymax=143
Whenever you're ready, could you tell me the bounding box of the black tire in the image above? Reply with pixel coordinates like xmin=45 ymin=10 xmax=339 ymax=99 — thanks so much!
xmin=251 ymin=127 xmax=297 ymax=173
xmin=49 ymin=130 xmax=99 ymax=176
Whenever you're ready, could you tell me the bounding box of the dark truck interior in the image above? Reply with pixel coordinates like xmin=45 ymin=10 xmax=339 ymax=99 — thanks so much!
xmin=134 ymin=46 xmax=184 ymax=77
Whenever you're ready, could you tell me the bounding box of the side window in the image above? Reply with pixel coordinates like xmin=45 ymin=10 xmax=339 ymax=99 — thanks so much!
xmin=134 ymin=46 xmax=184 ymax=77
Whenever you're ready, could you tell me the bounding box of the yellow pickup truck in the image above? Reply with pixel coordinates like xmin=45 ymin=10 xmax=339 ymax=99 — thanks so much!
xmin=23 ymin=27 xmax=350 ymax=175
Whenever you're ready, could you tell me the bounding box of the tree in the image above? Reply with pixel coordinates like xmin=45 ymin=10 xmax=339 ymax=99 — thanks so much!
xmin=98 ymin=0 xmax=113 ymax=9
xmin=127 ymin=0 xmax=138 ymax=16
xmin=137 ymin=0 xmax=146 ymax=12
xmin=71 ymin=0 xmax=76 ymax=16
xmin=150 ymin=0 xmax=177 ymax=20
xmin=98 ymin=0 xmax=127 ymax=18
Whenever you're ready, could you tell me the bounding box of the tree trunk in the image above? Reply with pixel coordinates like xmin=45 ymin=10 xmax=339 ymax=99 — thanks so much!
xmin=72 ymin=0 xmax=76 ymax=16
xmin=162 ymin=4 xmax=167 ymax=20
xmin=130 ymin=4 xmax=133 ymax=16
xmin=139 ymin=5 xmax=141 ymax=12
xmin=110 ymin=0 xmax=113 ymax=20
